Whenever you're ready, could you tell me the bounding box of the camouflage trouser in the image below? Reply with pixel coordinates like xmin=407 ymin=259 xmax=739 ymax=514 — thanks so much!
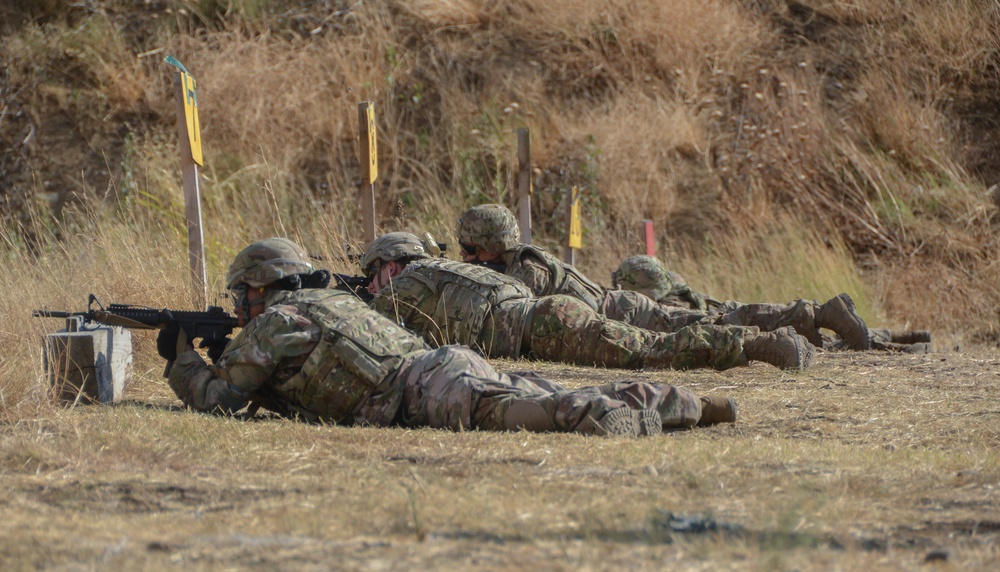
xmin=715 ymin=299 xmax=821 ymax=346
xmin=390 ymin=346 xmax=704 ymax=433
xmin=601 ymin=289 xmax=708 ymax=332
xmin=604 ymin=290 xmax=821 ymax=347
xmin=501 ymin=295 xmax=749 ymax=370
xmin=509 ymin=373 xmax=704 ymax=428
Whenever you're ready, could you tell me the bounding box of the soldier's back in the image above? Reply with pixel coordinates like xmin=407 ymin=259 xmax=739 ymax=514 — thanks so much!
xmin=371 ymin=258 xmax=531 ymax=346
xmin=265 ymin=288 xmax=428 ymax=422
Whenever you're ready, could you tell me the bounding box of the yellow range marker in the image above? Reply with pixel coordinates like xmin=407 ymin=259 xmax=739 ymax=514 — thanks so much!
xmin=568 ymin=186 xmax=582 ymax=249
xmin=361 ymin=102 xmax=378 ymax=183
xmin=180 ymin=71 xmax=203 ymax=166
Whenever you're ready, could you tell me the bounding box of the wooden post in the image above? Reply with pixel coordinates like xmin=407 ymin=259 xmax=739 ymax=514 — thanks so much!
xmin=564 ymin=186 xmax=582 ymax=265
xmin=358 ymin=102 xmax=378 ymax=244
xmin=166 ymin=56 xmax=207 ymax=310
xmin=643 ymin=220 xmax=656 ymax=256
xmin=516 ymin=128 xmax=532 ymax=245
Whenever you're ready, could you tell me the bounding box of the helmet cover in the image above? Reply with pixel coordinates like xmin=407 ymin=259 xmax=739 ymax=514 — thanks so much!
xmin=455 ymin=204 xmax=521 ymax=253
xmin=226 ymin=237 xmax=314 ymax=289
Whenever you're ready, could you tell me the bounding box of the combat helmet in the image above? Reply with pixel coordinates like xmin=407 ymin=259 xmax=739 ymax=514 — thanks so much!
xmin=612 ymin=255 xmax=674 ymax=302
xmin=226 ymin=237 xmax=314 ymax=289
xmin=456 ymin=204 xmax=521 ymax=254
xmin=360 ymin=232 xmax=430 ymax=273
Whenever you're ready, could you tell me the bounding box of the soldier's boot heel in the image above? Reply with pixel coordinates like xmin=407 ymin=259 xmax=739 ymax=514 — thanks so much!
xmin=698 ymin=396 xmax=738 ymax=426
xmin=597 ymin=408 xmax=662 ymax=438
xmin=744 ymin=327 xmax=815 ymax=370
xmin=815 ymin=294 xmax=871 ymax=350
xmin=638 ymin=410 xmax=662 ymax=436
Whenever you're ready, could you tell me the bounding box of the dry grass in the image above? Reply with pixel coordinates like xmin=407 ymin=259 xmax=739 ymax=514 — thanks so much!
xmin=1 ymin=351 xmax=997 ymax=569
xmin=1 ymin=1 xmax=1000 ymax=567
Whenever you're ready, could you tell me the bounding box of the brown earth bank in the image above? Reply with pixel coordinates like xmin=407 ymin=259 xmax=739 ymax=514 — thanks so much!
xmin=2 ymin=349 xmax=997 ymax=570
xmin=2 ymin=1 xmax=1000 ymax=344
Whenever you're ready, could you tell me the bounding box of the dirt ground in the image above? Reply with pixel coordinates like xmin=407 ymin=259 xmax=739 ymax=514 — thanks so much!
xmin=1 ymin=347 xmax=998 ymax=570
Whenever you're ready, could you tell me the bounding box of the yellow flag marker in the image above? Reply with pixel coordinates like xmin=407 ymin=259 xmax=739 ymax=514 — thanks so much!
xmin=358 ymin=102 xmax=378 ymax=243
xmin=180 ymin=72 xmax=203 ymax=166
xmin=359 ymin=102 xmax=378 ymax=184
xmin=568 ymin=186 xmax=582 ymax=249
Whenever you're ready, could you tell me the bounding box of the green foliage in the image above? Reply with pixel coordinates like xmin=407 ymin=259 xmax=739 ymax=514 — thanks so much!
xmin=453 ymin=103 xmax=522 ymax=205
xmin=874 ymin=195 xmax=914 ymax=229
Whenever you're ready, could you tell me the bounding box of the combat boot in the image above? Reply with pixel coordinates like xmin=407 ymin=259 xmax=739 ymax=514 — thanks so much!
xmin=815 ymin=294 xmax=871 ymax=350
xmin=595 ymin=407 xmax=662 ymax=438
xmin=744 ymin=326 xmax=815 ymax=370
xmin=698 ymin=396 xmax=737 ymax=426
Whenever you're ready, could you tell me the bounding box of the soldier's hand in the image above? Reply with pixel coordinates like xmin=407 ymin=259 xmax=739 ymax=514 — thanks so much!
xmin=156 ymin=321 xmax=193 ymax=361
xmin=199 ymin=336 xmax=231 ymax=364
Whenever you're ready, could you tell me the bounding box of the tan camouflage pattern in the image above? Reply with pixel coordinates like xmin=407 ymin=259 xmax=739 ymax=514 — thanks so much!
xmin=360 ymin=232 xmax=431 ymax=273
xmin=390 ymin=346 xmax=709 ymax=432
xmin=523 ymin=295 xmax=751 ymax=370
xmin=168 ymin=288 xmax=428 ymax=423
xmin=716 ymin=299 xmax=823 ymax=346
xmin=600 ymin=289 xmax=709 ymax=332
xmin=456 ymin=204 xmax=522 ymax=253
xmin=370 ymin=258 xmax=533 ymax=349
xmin=613 ymin=255 xmax=709 ymax=311
xmin=167 ymin=288 xmax=713 ymax=433
xmin=168 ymin=351 xmax=248 ymax=413
xmin=510 ymin=373 xmax=704 ymax=428
xmin=393 ymin=346 xmax=612 ymax=433
xmin=613 ymin=256 xmax=930 ymax=352
xmin=498 ymin=247 xmax=725 ymax=339
xmin=369 ymin=258 xmax=750 ymax=370
xmin=501 ymin=245 xmax=606 ymax=310
xmin=226 ymin=237 xmax=314 ymax=289
xmin=477 ymin=298 xmax=533 ymax=359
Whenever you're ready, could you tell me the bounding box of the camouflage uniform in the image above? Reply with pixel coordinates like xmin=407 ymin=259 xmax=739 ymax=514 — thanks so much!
xmin=163 ymin=238 xmax=730 ymax=436
xmin=454 ymin=205 xmax=863 ymax=349
xmin=369 ymin=254 xmax=754 ymax=371
xmin=500 ymin=243 xmax=711 ymax=332
xmin=614 ymin=255 xmax=930 ymax=352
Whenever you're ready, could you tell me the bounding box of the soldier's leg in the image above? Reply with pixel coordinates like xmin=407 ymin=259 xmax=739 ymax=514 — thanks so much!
xmin=826 ymin=328 xmax=930 ymax=352
xmin=524 ymin=295 xmax=756 ymax=370
xmin=889 ymin=330 xmax=931 ymax=344
xmin=601 ymin=290 xmax=709 ymax=332
xmin=867 ymin=329 xmax=932 ymax=353
xmin=575 ymin=382 xmax=701 ymax=428
xmin=578 ymin=382 xmax=739 ymax=427
xmin=395 ymin=346 xmax=659 ymax=436
xmin=716 ymin=299 xmax=824 ymax=347
xmin=870 ymin=328 xmax=931 ymax=346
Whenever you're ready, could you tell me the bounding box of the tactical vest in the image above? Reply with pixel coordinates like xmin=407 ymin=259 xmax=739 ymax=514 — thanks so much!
xmin=508 ymin=245 xmax=605 ymax=311
xmin=265 ymin=289 xmax=427 ymax=422
xmin=371 ymin=258 xmax=531 ymax=347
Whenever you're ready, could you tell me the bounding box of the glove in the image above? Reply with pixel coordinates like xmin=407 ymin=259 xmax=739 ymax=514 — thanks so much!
xmin=199 ymin=336 xmax=231 ymax=364
xmin=156 ymin=320 xmax=192 ymax=362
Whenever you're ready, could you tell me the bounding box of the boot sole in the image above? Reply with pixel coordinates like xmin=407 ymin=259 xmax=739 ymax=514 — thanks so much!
xmin=599 ymin=408 xmax=662 ymax=438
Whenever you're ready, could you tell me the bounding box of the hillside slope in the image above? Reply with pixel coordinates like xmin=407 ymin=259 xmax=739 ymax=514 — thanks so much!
xmin=2 ymin=0 xmax=999 ymax=342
